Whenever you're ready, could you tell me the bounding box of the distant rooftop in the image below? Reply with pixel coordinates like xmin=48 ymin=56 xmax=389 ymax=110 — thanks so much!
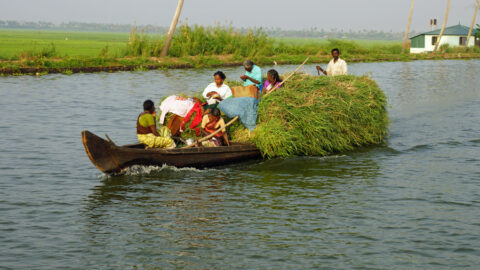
xmin=411 ymin=24 xmax=479 ymax=39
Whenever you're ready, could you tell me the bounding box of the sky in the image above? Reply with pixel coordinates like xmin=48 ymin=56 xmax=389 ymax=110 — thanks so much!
xmin=0 ymin=0 xmax=479 ymax=32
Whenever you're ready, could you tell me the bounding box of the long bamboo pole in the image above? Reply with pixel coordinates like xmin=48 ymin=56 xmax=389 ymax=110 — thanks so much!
xmin=466 ymin=0 xmax=480 ymax=47
xmin=434 ymin=0 xmax=451 ymax=52
xmin=402 ymin=0 xmax=416 ymax=54
xmin=160 ymin=0 xmax=184 ymax=57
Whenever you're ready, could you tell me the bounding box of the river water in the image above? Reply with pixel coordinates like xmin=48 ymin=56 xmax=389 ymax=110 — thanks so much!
xmin=1 ymin=60 xmax=479 ymax=269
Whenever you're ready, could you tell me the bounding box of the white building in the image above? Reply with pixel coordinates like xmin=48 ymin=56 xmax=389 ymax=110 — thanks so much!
xmin=410 ymin=24 xmax=480 ymax=53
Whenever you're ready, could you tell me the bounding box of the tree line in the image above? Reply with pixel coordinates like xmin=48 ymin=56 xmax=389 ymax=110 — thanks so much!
xmin=0 ymin=20 xmax=413 ymax=40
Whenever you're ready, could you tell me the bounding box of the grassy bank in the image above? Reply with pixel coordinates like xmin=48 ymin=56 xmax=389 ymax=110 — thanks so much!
xmin=1 ymin=26 xmax=480 ymax=75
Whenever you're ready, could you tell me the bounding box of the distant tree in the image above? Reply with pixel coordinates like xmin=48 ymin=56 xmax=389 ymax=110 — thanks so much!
xmin=434 ymin=0 xmax=451 ymax=52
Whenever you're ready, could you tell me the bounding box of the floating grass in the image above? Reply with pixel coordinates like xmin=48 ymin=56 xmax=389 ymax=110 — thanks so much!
xmin=229 ymin=74 xmax=389 ymax=158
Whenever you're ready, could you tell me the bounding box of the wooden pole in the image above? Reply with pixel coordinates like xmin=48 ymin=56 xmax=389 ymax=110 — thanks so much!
xmin=466 ymin=0 xmax=480 ymax=47
xmin=434 ymin=0 xmax=451 ymax=52
xmin=183 ymin=117 xmax=239 ymax=148
xmin=402 ymin=0 xmax=415 ymax=54
xmin=160 ymin=0 xmax=184 ymax=57
xmin=263 ymin=57 xmax=310 ymax=98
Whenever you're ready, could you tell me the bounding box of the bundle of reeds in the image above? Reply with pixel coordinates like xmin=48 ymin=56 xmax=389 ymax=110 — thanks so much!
xmin=229 ymin=74 xmax=389 ymax=158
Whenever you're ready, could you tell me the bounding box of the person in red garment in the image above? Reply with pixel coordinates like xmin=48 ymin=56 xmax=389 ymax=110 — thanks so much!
xmin=201 ymin=108 xmax=230 ymax=147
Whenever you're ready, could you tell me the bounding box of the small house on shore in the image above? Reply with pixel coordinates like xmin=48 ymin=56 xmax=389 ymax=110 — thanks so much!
xmin=410 ymin=24 xmax=480 ymax=53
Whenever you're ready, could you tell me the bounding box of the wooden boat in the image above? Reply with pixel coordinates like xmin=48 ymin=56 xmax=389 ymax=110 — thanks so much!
xmin=82 ymin=130 xmax=261 ymax=174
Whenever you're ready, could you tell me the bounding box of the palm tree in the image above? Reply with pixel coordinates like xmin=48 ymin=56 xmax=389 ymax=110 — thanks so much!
xmin=466 ymin=0 xmax=479 ymax=47
xmin=434 ymin=0 xmax=451 ymax=52
xmin=161 ymin=0 xmax=185 ymax=57
xmin=402 ymin=0 xmax=416 ymax=54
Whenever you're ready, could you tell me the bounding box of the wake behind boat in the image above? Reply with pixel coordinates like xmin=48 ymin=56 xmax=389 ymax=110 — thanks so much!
xmin=82 ymin=130 xmax=261 ymax=174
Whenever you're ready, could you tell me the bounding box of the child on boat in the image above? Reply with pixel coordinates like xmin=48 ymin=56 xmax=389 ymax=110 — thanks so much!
xmin=137 ymin=100 xmax=176 ymax=149
xmin=201 ymin=108 xmax=230 ymax=147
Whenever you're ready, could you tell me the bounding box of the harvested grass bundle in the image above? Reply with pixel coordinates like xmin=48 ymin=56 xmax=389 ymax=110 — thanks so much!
xmin=230 ymin=74 xmax=389 ymax=158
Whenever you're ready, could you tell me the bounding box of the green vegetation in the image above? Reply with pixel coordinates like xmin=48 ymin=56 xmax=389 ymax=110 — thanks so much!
xmin=0 ymin=29 xmax=127 ymax=59
xmin=1 ymin=25 xmax=480 ymax=75
xmin=229 ymin=74 xmax=389 ymax=158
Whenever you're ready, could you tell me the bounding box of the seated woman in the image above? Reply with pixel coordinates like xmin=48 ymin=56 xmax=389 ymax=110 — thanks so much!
xmin=137 ymin=100 xmax=175 ymax=149
xmin=202 ymin=71 xmax=233 ymax=111
xmin=200 ymin=108 xmax=230 ymax=147
xmin=158 ymin=95 xmax=196 ymax=136
xmin=263 ymin=69 xmax=282 ymax=94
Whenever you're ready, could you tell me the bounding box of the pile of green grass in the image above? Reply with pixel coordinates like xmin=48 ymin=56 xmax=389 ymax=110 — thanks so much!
xmin=229 ymin=74 xmax=389 ymax=158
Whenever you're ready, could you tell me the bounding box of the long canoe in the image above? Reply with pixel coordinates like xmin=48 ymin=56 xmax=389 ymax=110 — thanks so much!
xmin=82 ymin=130 xmax=261 ymax=174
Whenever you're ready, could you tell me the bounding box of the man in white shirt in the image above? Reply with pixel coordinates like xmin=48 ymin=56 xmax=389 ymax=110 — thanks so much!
xmin=202 ymin=71 xmax=233 ymax=101
xmin=316 ymin=48 xmax=348 ymax=76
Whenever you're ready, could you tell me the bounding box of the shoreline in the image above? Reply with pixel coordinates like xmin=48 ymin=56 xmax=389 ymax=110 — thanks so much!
xmin=2 ymin=53 xmax=480 ymax=76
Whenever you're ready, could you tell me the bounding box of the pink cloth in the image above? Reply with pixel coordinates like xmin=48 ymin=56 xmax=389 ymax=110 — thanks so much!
xmin=263 ymin=80 xmax=282 ymax=92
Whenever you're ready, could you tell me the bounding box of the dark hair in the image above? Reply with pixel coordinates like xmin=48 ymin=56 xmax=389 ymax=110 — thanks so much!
xmin=211 ymin=108 xmax=221 ymax=117
xmin=143 ymin=99 xmax=154 ymax=111
xmin=267 ymin=69 xmax=282 ymax=83
xmin=243 ymin=60 xmax=254 ymax=69
xmin=331 ymin=48 xmax=340 ymax=54
xmin=214 ymin=71 xmax=226 ymax=80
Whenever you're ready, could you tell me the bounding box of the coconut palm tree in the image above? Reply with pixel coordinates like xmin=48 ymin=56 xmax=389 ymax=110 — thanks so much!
xmin=434 ymin=0 xmax=451 ymax=52
xmin=161 ymin=0 xmax=184 ymax=57
xmin=466 ymin=0 xmax=479 ymax=47
xmin=402 ymin=0 xmax=416 ymax=54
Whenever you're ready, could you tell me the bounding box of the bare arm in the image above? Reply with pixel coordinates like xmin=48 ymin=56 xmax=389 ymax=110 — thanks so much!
xmin=240 ymin=75 xmax=260 ymax=85
xmin=316 ymin=66 xmax=327 ymax=75
xmin=149 ymin=125 xmax=160 ymax=136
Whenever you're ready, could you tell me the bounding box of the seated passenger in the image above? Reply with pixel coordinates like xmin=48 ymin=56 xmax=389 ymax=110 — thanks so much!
xmin=158 ymin=95 xmax=203 ymax=136
xmin=240 ymin=60 xmax=262 ymax=93
xmin=202 ymin=71 xmax=233 ymax=110
xmin=137 ymin=100 xmax=175 ymax=149
xmin=263 ymin=69 xmax=282 ymax=94
xmin=180 ymin=100 xmax=204 ymax=136
xmin=201 ymin=108 xmax=230 ymax=147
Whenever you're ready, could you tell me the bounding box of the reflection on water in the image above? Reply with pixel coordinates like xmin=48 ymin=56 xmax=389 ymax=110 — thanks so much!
xmin=0 ymin=60 xmax=480 ymax=269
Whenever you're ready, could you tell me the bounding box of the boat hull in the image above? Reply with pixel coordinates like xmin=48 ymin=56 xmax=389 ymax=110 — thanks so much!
xmin=82 ymin=130 xmax=261 ymax=174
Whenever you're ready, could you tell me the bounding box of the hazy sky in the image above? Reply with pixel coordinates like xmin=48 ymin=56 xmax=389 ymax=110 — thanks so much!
xmin=1 ymin=0 xmax=479 ymax=32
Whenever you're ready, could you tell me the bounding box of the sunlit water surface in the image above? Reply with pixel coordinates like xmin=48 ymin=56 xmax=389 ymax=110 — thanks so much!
xmin=1 ymin=60 xmax=479 ymax=269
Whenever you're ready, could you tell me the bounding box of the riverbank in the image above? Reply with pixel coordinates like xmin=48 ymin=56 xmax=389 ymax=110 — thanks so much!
xmin=2 ymin=26 xmax=480 ymax=76
xmin=2 ymin=52 xmax=480 ymax=76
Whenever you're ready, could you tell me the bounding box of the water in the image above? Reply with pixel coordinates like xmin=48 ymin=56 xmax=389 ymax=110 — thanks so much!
xmin=1 ymin=60 xmax=479 ymax=269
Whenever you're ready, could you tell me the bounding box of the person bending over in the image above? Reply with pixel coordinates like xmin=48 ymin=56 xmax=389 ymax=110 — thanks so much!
xmin=240 ymin=60 xmax=263 ymax=92
xmin=316 ymin=48 xmax=348 ymax=76
xmin=137 ymin=100 xmax=175 ymax=149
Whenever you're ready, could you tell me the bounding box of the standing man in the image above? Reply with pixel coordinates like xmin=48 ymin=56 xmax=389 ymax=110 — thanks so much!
xmin=316 ymin=48 xmax=348 ymax=76
xmin=240 ymin=60 xmax=263 ymax=92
